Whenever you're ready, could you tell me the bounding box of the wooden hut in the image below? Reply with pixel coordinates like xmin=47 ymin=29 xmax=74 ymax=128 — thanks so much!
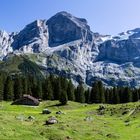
xmin=11 ymin=95 xmax=40 ymax=106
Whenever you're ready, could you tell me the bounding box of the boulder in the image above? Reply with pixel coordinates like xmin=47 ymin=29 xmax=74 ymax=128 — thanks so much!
xmin=28 ymin=116 xmax=35 ymax=121
xmin=46 ymin=116 xmax=58 ymax=125
xmin=42 ymin=109 xmax=51 ymax=114
xmin=56 ymin=111 xmax=63 ymax=115
xmin=84 ymin=116 xmax=93 ymax=122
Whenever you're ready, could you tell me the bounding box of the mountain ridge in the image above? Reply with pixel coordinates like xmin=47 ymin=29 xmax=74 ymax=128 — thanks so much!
xmin=1 ymin=11 xmax=140 ymax=87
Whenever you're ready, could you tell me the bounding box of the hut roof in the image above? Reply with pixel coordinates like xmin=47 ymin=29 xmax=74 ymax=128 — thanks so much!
xmin=23 ymin=94 xmax=39 ymax=102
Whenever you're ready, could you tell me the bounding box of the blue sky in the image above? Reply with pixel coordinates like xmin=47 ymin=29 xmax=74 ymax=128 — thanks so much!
xmin=1 ymin=0 xmax=140 ymax=35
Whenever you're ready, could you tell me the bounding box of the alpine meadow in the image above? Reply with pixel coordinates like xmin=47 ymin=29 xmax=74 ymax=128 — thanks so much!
xmin=1 ymin=0 xmax=140 ymax=140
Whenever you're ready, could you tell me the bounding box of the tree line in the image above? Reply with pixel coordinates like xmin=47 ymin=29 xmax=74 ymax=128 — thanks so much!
xmin=0 ymin=73 xmax=140 ymax=105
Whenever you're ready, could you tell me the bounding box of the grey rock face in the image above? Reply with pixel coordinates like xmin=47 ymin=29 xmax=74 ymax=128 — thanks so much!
xmin=97 ymin=29 xmax=140 ymax=63
xmin=0 ymin=30 xmax=13 ymax=60
xmin=47 ymin=11 xmax=93 ymax=47
xmin=12 ymin=20 xmax=49 ymax=53
xmin=98 ymin=39 xmax=140 ymax=63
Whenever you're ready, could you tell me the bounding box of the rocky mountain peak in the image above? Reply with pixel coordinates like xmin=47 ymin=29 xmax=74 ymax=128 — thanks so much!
xmin=11 ymin=19 xmax=49 ymax=53
xmin=47 ymin=11 xmax=93 ymax=47
xmin=53 ymin=11 xmax=88 ymax=27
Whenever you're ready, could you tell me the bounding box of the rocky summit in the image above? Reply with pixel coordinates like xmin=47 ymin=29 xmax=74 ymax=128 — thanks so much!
xmin=1 ymin=11 xmax=140 ymax=87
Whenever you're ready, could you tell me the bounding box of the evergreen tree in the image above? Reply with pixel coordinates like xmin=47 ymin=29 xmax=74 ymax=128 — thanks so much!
xmin=47 ymin=80 xmax=54 ymax=100
xmin=98 ymin=81 xmax=105 ymax=103
xmin=108 ymin=88 xmax=114 ymax=104
xmin=4 ymin=76 xmax=14 ymax=101
xmin=14 ymin=76 xmax=23 ymax=100
xmin=53 ymin=77 xmax=61 ymax=100
xmin=43 ymin=78 xmax=54 ymax=100
xmin=59 ymin=90 xmax=68 ymax=105
xmin=90 ymin=81 xmax=100 ymax=103
xmin=76 ymin=83 xmax=85 ymax=103
xmin=127 ymin=87 xmax=133 ymax=102
xmin=105 ymin=88 xmax=110 ymax=104
xmin=138 ymin=88 xmax=140 ymax=100
xmin=67 ymin=80 xmax=75 ymax=101
xmin=0 ymin=75 xmax=4 ymax=101
xmin=85 ymin=88 xmax=91 ymax=103
xmin=27 ymin=82 xmax=32 ymax=96
xmin=31 ymin=76 xmax=37 ymax=97
xmin=22 ymin=77 xmax=28 ymax=95
xmin=112 ymin=87 xmax=120 ymax=104
xmin=124 ymin=87 xmax=133 ymax=103
xmin=119 ymin=87 xmax=125 ymax=103
xmin=28 ymin=76 xmax=33 ymax=95
xmin=60 ymin=76 xmax=68 ymax=91
xmin=35 ymin=80 xmax=43 ymax=98
xmin=133 ymin=89 xmax=139 ymax=102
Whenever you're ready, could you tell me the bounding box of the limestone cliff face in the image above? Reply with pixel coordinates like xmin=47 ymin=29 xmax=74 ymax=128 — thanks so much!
xmin=12 ymin=20 xmax=49 ymax=53
xmin=98 ymin=37 xmax=140 ymax=63
xmin=0 ymin=30 xmax=13 ymax=60
xmin=47 ymin=11 xmax=93 ymax=47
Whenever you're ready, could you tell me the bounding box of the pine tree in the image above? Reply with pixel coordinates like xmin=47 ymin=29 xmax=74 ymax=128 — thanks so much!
xmin=85 ymin=88 xmax=91 ymax=103
xmin=4 ymin=76 xmax=14 ymax=101
xmin=108 ymin=88 xmax=114 ymax=104
xmin=31 ymin=76 xmax=37 ymax=97
xmin=67 ymin=80 xmax=75 ymax=101
xmin=90 ymin=81 xmax=100 ymax=103
xmin=43 ymin=78 xmax=54 ymax=100
xmin=27 ymin=76 xmax=32 ymax=95
xmin=76 ymin=83 xmax=85 ymax=103
xmin=138 ymin=88 xmax=140 ymax=100
xmin=14 ymin=76 xmax=23 ymax=100
xmin=22 ymin=77 xmax=28 ymax=95
xmin=53 ymin=77 xmax=61 ymax=100
xmin=0 ymin=75 xmax=4 ymax=101
xmin=47 ymin=80 xmax=54 ymax=100
xmin=124 ymin=87 xmax=133 ymax=103
xmin=98 ymin=81 xmax=105 ymax=103
xmin=60 ymin=76 xmax=68 ymax=91
xmin=105 ymin=88 xmax=110 ymax=104
xmin=133 ymin=89 xmax=139 ymax=102
xmin=59 ymin=90 xmax=68 ymax=105
xmin=27 ymin=80 xmax=32 ymax=96
xmin=119 ymin=87 xmax=125 ymax=103
xmin=113 ymin=87 xmax=120 ymax=104
xmin=36 ymin=80 xmax=43 ymax=98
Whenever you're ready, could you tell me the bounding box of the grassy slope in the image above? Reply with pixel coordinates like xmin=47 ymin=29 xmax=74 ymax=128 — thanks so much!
xmin=0 ymin=101 xmax=140 ymax=140
xmin=0 ymin=55 xmax=44 ymax=78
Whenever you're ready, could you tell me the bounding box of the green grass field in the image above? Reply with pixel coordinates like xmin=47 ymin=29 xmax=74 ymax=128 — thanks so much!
xmin=0 ymin=101 xmax=140 ymax=140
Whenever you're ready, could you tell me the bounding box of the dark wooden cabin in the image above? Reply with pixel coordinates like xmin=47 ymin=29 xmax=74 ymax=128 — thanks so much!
xmin=11 ymin=95 xmax=40 ymax=106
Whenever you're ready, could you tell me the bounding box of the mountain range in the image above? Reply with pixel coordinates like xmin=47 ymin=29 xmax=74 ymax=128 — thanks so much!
xmin=1 ymin=11 xmax=140 ymax=87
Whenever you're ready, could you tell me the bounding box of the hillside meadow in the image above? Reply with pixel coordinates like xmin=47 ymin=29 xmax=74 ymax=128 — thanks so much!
xmin=0 ymin=101 xmax=140 ymax=140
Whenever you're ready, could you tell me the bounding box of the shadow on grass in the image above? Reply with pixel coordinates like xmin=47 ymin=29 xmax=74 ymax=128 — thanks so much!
xmin=45 ymin=103 xmax=68 ymax=108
